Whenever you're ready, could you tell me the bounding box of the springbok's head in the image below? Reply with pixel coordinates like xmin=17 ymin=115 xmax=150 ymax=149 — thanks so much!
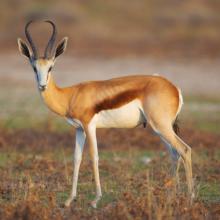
xmin=17 ymin=20 xmax=68 ymax=92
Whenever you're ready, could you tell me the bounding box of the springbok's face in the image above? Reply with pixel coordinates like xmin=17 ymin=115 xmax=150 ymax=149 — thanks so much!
xmin=31 ymin=58 xmax=54 ymax=91
xmin=17 ymin=20 xmax=68 ymax=92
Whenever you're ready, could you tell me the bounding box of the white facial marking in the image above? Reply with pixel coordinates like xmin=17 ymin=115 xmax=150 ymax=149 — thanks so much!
xmin=94 ymin=99 xmax=146 ymax=128
xmin=32 ymin=59 xmax=54 ymax=90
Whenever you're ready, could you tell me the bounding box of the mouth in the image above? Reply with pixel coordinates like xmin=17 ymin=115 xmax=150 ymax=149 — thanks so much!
xmin=39 ymin=85 xmax=47 ymax=91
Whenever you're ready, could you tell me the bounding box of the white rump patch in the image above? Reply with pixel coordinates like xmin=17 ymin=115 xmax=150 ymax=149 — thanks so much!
xmin=153 ymin=73 xmax=160 ymax=76
xmin=176 ymin=88 xmax=183 ymax=117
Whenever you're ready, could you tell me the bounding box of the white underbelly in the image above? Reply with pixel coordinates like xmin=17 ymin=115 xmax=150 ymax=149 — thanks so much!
xmin=95 ymin=99 xmax=146 ymax=128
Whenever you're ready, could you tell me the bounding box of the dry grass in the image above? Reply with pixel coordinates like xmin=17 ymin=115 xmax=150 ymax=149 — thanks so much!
xmin=0 ymin=128 xmax=219 ymax=219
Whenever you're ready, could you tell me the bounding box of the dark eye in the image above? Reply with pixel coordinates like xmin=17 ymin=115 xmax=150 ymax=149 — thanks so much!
xmin=33 ymin=66 xmax=37 ymax=73
xmin=48 ymin=66 xmax=52 ymax=72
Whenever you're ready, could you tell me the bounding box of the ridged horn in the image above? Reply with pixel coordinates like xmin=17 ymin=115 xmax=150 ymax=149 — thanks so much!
xmin=25 ymin=20 xmax=38 ymax=59
xmin=44 ymin=20 xmax=57 ymax=58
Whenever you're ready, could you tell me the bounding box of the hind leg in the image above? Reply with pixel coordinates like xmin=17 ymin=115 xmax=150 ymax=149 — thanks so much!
xmin=159 ymin=135 xmax=181 ymax=186
xmin=171 ymin=148 xmax=181 ymax=183
xmin=150 ymin=120 xmax=194 ymax=198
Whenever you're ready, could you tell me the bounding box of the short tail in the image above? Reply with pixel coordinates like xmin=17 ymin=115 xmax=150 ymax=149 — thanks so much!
xmin=173 ymin=88 xmax=183 ymax=135
xmin=173 ymin=116 xmax=180 ymax=135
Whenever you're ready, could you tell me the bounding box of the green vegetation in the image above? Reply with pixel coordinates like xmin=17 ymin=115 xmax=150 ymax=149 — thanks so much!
xmin=198 ymin=182 xmax=220 ymax=203
xmin=0 ymin=147 xmax=219 ymax=206
xmin=0 ymin=119 xmax=219 ymax=219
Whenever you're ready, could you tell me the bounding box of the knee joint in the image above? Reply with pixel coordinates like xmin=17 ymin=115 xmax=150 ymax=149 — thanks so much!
xmin=93 ymin=155 xmax=99 ymax=161
xmin=74 ymin=156 xmax=82 ymax=163
xmin=91 ymin=154 xmax=99 ymax=163
xmin=185 ymin=146 xmax=191 ymax=155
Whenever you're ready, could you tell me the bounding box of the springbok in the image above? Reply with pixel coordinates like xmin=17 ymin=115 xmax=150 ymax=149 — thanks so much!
xmin=17 ymin=20 xmax=194 ymax=208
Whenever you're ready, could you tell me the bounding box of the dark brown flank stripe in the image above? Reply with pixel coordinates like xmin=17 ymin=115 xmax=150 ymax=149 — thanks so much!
xmin=94 ymin=89 xmax=143 ymax=113
xmin=61 ymin=76 xmax=179 ymax=124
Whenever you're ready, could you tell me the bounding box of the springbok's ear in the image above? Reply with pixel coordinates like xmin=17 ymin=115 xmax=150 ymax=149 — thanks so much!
xmin=54 ymin=37 xmax=68 ymax=58
xmin=17 ymin=38 xmax=31 ymax=59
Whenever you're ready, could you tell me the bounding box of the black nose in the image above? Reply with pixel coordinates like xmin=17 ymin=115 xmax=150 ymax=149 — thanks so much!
xmin=39 ymin=85 xmax=46 ymax=91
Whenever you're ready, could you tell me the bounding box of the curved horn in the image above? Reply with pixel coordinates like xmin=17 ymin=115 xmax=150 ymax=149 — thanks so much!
xmin=25 ymin=20 xmax=38 ymax=59
xmin=44 ymin=20 xmax=57 ymax=58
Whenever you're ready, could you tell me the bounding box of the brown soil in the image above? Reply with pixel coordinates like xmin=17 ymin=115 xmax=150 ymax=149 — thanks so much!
xmin=0 ymin=128 xmax=219 ymax=219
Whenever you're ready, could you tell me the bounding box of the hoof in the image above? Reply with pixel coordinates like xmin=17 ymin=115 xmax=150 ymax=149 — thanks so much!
xmin=187 ymin=191 xmax=195 ymax=205
xmin=64 ymin=197 xmax=76 ymax=207
xmin=190 ymin=192 xmax=195 ymax=201
xmin=91 ymin=200 xmax=97 ymax=209
xmin=90 ymin=196 xmax=102 ymax=209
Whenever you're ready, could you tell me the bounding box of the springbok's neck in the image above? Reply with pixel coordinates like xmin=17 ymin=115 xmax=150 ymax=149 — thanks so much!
xmin=40 ymin=74 xmax=71 ymax=116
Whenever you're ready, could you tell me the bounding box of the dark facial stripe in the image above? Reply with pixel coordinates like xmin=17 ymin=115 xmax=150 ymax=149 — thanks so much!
xmin=47 ymin=72 xmax=50 ymax=81
xmin=35 ymin=72 xmax=39 ymax=81
xmin=48 ymin=66 xmax=52 ymax=72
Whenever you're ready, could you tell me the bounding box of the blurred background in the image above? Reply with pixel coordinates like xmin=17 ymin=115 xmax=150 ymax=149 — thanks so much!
xmin=0 ymin=0 xmax=219 ymax=132
xmin=1 ymin=0 xmax=220 ymax=57
xmin=0 ymin=1 xmax=220 ymax=217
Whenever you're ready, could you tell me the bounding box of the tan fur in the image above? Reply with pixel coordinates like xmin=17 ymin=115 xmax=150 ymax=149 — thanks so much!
xmin=18 ymin=23 xmax=194 ymax=208
xmin=18 ymin=22 xmax=194 ymax=207
xmin=18 ymin=42 xmax=193 ymax=207
xmin=38 ymin=59 xmax=48 ymax=65
xmin=42 ymin=75 xmax=179 ymax=125
xmin=41 ymin=76 xmax=75 ymax=116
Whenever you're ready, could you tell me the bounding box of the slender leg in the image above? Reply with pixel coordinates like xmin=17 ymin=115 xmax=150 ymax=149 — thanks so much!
xmin=175 ymin=157 xmax=181 ymax=187
xmin=171 ymin=148 xmax=181 ymax=186
xmin=150 ymin=122 xmax=194 ymax=199
xmin=167 ymin=134 xmax=193 ymax=198
xmin=175 ymin=135 xmax=194 ymax=200
xmin=65 ymin=127 xmax=86 ymax=207
xmin=159 ymin=135 xmax=181 ymax=185
xmin=85 ymin=123 xmax=102 ymax=208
